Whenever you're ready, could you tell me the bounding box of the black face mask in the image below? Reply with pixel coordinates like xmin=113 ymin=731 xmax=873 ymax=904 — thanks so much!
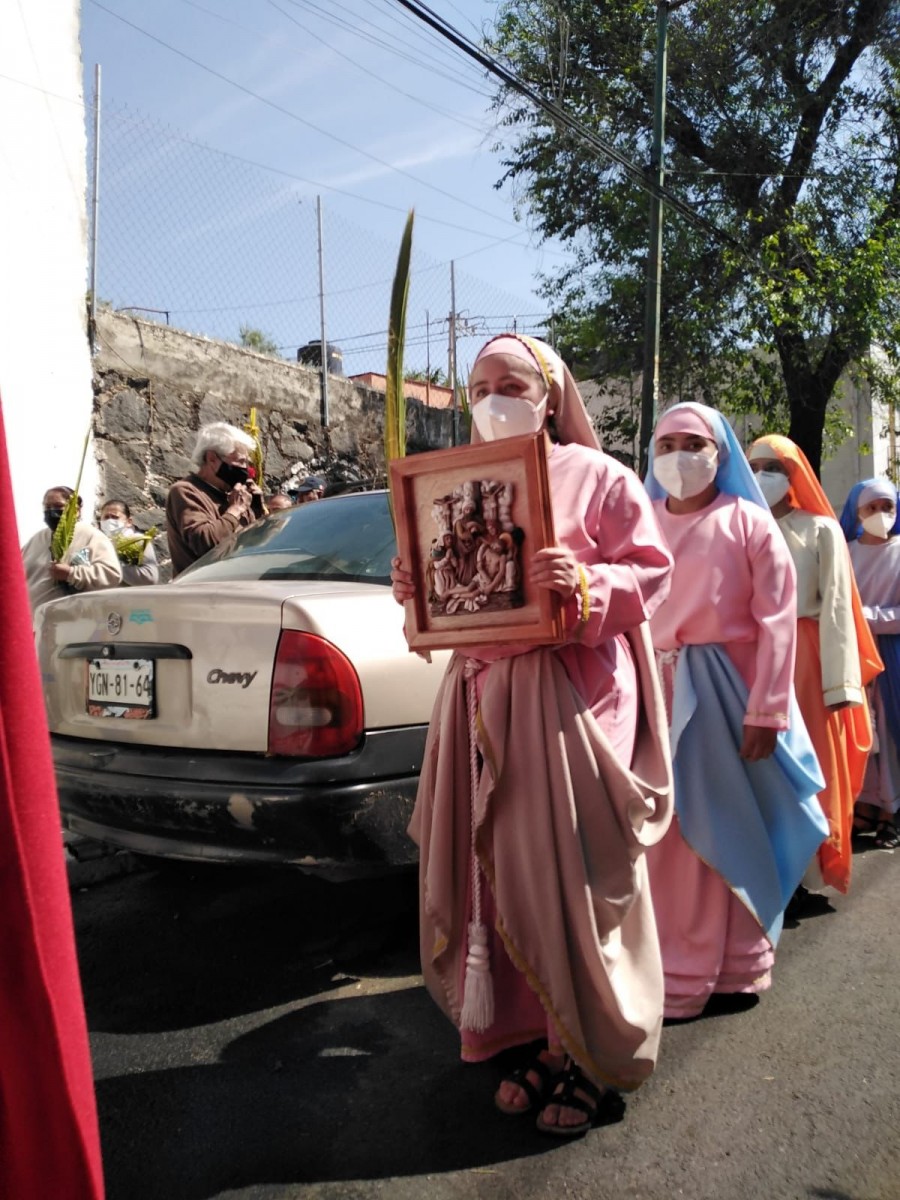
xmin=216 ymin=460 xmax=250 ymax=488
xmin=44 ymin=509 xmax=65 ymax=532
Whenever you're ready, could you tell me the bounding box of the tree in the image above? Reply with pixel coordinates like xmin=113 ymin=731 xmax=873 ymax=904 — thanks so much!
xmin=490 ymin=0 xmax=900 ymax=472
xmin=406 ymin=367 xmax=451 ymax=385
xmin=238 ymin=325 xmax=280 ymax=357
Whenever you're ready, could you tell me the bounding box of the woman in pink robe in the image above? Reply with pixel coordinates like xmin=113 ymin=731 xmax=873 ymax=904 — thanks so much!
xmin=392 ymin=335 xmax=674 ymax=1137
xmin=645 ymin=403 xmax=826 ymax=1020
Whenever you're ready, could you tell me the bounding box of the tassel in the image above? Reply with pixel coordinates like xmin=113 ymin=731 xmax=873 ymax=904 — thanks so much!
xmin=459 ymin=921 xmax=494 ymax=1032
xmin=460 ymin=659 xmax=494 ymax=1033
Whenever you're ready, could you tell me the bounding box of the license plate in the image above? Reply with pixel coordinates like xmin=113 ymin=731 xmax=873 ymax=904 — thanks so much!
xmin=86 ymin=658 xmax=155 ymax=719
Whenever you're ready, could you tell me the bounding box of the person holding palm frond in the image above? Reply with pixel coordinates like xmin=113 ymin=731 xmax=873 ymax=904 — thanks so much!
xmin=22 ymin=486 xmax=121 ymax=611
xmin=391 ymin=334 xmax=675 ymax=1138
xmin=98 ymin=499 xmax=160 ymax=586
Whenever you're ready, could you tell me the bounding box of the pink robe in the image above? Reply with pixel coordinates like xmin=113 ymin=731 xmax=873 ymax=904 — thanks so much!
xmin=410 ymin=442 xmax=675 ymax=1089
xmin=648 ymin=492 xmax=797 ymax=1018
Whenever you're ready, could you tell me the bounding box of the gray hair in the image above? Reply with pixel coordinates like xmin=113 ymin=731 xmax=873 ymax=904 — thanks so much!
xmin=192 ymin=422 xmax=256 ymax=468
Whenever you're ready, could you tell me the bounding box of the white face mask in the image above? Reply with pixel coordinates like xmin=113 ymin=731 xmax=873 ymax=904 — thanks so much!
xmin=861 ymin=511 xmax=895 ymax=539
xmin=652 ymin=449 xmax=718 ymax=500
xmin=471 ymin=392 xmax=548 ymax=442
xmin=755 ymin=470 xmax=791 ymax=507
xmin=100 ymin=518 xmax=125 ymax=536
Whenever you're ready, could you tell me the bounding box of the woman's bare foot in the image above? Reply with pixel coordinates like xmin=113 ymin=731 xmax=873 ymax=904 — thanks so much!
xmin=494 ymin=1049 xmax=565 ymax=1114
xmin=536 ymin=1061 xmax=625 ymax=1136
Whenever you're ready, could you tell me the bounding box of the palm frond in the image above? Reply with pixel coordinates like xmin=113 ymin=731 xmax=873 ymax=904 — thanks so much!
xmin=244 ymin=406 xmax=266 ymax=487
xmin=457 ymin=382 xmax=472 ymax=439
xmin=112 ymin=527 xmax=157 ymax=565
xmin=50 ymin=426 xmax=91 ymax=562
xmin=385 ymin=210 xmax=415 ymax=476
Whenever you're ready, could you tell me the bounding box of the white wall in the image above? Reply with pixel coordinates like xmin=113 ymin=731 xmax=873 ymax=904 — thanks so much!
xmin=0 ymin=2 xmax=96 ymax=543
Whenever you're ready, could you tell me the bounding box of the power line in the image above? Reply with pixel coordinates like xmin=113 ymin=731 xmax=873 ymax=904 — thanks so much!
xmin=266 ymin=0 xmax=490 ymax=135
xmin=285 ymin=0 xmax=492 ymax=92
xmin=392 ymin=0 xmax=751 ymax=256
xmin=87 ymin=0 xmax=522 ymax=232
xmin=0 ymin=69 xmax=556 ymax=249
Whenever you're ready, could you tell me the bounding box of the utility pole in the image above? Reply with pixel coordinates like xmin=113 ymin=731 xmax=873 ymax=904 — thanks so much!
xmin=316 ymin=195 xmax=329 ymax=427
xmin=425 ymin=308 xmax=431 ymax=407
xmin=88 ymin=64 xmax=102 ymax=354
xmin=449 ymin=261 xmax=459 ymax=446
xmin=638 ymin=2 xmax=670 ymax=476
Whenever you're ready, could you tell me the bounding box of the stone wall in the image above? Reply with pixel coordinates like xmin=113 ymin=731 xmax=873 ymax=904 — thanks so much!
xmin=92 ymin=310 xmax=454 ymax=569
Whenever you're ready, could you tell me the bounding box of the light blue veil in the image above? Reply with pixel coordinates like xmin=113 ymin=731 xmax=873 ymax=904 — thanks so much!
xmin=644 ymin=402 xmax=768 ymax=510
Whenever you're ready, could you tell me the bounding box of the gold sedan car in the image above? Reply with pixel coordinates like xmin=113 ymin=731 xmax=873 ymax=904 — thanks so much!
xmin=36 ymin=492 xmax=448 ymax=877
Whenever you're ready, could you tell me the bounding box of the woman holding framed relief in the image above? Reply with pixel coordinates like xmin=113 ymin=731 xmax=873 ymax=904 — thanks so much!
xmin=390 ymin=334 xmax=674 ymax=1137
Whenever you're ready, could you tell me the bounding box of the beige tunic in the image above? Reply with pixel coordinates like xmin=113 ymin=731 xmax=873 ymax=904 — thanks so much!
xmin=22 ymin=523 xmax=122 ymax=612
xmin=410 ymin=625 xmax=673 ymax=1090
xmin=775 ymin=508 xmax=862 ymax=706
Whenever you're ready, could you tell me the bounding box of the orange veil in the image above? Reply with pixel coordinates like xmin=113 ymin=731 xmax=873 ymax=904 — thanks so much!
xmin=749 ymin=434 xmax=882 ymax=892
xmin=748 ymin=434 xmax=881 ymax=686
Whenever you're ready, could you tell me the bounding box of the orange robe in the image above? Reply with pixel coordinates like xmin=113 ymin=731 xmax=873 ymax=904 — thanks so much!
xmin=748 ymin=436 xmax=882 ymax=893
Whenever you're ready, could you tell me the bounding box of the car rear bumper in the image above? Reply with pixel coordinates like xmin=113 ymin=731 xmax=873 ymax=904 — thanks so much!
xmin=51 ymin=728 xmax=428 ymax=877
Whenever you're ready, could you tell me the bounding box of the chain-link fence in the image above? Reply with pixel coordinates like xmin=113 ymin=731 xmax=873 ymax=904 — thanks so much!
xmin=89 ymin=97 xmax=553 ymax=385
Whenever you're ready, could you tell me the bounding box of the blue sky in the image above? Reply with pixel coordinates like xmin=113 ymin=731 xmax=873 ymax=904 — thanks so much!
xmin=80 ymin=0 xmax=572 ymax=378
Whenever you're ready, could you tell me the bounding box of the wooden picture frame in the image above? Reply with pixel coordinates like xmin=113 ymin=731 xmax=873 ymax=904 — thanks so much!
xmin=389 ymin=434 xmax=564 ymax=652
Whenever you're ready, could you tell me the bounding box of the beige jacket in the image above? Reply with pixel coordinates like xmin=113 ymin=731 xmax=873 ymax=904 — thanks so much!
xmin=22 ymin=523 xmax=122 ymax=612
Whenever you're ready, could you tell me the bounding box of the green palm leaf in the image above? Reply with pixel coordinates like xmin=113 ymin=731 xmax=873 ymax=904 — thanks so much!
xmin=112 ymin=527 xmax=157 ymax=565
xmin=457 ymin=382 xmax=471 ymax=439
xmin=385 ymin=210 xmax=415 ymax=486
xmin=50 ymin=426 xmax=92 ymax=563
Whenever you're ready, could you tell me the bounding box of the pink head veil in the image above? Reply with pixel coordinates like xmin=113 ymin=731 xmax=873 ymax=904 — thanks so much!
xmin=469 ymin=334 xmax=601 ymax=451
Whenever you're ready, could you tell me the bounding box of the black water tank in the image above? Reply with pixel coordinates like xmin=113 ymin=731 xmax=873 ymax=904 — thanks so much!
xmin=297 ymin=341 xmax=344 ymax=375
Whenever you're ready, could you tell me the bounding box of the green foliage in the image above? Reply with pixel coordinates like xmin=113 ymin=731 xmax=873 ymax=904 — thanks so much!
xmin=385 ymin=211 xmax=415 ymax=472
xmin=456 ymin=381 xmax=472 ymax=439
xmin=50 ymin=427 xmax=91 ymax=563
xmin=238 ymin=325 xmax=280 ymax=357
xmin=111 ymin=528 xmax=157 ymax=565
xmin=407 ymin=367 xmax=450 ymax=386
xmin=490 ymin=0 xmax=900 ymax=471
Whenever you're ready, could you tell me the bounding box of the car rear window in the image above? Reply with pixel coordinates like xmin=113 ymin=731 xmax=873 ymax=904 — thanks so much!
xmin=177 ymin=491 xmax=396 ymax=584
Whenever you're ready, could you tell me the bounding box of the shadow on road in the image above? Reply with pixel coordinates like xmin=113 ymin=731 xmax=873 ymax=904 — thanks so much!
xmin=74 ymin=866 xmax=420 ymax=1033
xmin=95 ymin=987 xmax=567 ymax=1199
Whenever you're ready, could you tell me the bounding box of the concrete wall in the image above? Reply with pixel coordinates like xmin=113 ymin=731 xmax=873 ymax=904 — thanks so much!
xmin=92 ymin=310 xmax=454 ymax=566
xmin=0 ymin=3 xmax=96 ymax=542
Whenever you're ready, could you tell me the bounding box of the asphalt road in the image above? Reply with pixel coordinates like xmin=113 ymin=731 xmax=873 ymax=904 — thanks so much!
xmin=72 ymin=841 xmax=900 ymax=1200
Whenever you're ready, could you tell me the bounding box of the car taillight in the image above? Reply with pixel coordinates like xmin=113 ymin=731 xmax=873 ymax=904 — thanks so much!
xmin=267 ymin=630 xmax=364 ymax=758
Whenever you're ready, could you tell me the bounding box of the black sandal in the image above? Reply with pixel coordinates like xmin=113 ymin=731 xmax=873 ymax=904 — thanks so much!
xmin=535 ymin=1062 xmax=625 ymax=1138
xmin=494 ymin=1055 xmax=562 ymax=1116
xmin=874 ymin=820 xmax=900 ymax=850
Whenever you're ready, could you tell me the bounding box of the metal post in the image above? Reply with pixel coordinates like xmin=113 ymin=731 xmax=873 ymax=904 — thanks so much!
xmin=425 ymin=307 xmax=431 ymax=407
xmin=449 ymin=261 xmax=459 ymax=446
xmin=316 ymin=195 xmax=329 ymax=427
xmin=638 ymin=2 xmax=669 ymax=476
xmin=88 ymin=64 xmax=102 ymax=353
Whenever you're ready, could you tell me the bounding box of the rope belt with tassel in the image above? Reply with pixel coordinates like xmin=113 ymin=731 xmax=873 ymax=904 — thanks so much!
xmin=459 ymin=656 xmax=494 ymax=1033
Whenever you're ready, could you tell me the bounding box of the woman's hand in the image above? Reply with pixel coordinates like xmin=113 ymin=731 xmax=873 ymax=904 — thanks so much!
xmin=49 ymin=562 xmax=72 ymax=583
xmin=529 ymin=547 xmax=579 ymax=598
xmin=739 ymin=724 xmax=777 ymax=761
xmin=391 ymin=556 xmax=416 ymax=605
